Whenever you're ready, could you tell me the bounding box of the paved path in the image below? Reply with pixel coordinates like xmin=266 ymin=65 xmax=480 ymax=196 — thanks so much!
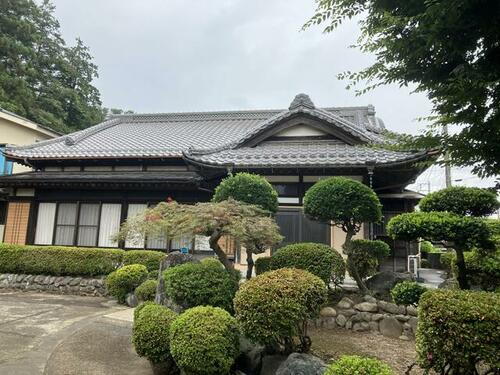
xmin=0 ymin=291 xmax=151 ymax=375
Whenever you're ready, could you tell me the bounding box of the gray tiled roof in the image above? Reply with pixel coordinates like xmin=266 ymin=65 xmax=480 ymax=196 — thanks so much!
xmin=185 ymin=140 xmax=427 ymax=168
xmin=5 ymin=94 xmax=387 ymax=160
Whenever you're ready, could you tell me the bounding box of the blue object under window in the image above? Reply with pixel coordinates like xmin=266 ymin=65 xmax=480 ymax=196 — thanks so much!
xmin=0 ymin=146 xmax=14 ymax=175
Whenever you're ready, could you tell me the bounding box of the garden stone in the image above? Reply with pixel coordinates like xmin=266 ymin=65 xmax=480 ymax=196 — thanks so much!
xmin=354 ymin=302 xmax=378 ymax=312
xmin=351 ymin=314 xmax=363 ymax=323
xmin=126 ymin=292 xmax=138 ymax=307
xmin=360 ymin=312 xmax=372 ymax=322
xmin=61 ymin=276 xmax=72 ymax=286
xmin=34 ymin=275 xmax=45 ymax=284
xmin=396 ymin=314 xmax=410 ymax=322
xmin=323 ymin=317 xmax=337 ymax=329
xmin=365 ymin=271 xmax=413 ymax=295
xmin=379 ymin=317 xmax=403 ymax=338
xmin=409 ymin=317 xmax=418 ymax=334
xmin=371 ymin=313 xmax=384 ymax=321
xmin=165 ymin=251 xmax=197 ymax=268
xmin=407 ymin=305 xmax=417 ymax=316
xmin=16 ymin=274 xmax=25 ymax=282
xmin=353 ymin=322 xmax=369 ymax=332
xmin=337 ymin=297 xmax=354 ymax=309
xmin=260 ymin=355 xmax=287 ymax=375
xmin=338 ymin=308 xmax=357 ymax=317
xmin=235 ymin=335 xmax=264 ymax=375
xmin=368 ymin=321 xmax=379 ymax=331
xmin=276 ymin=353 xmax=326 ymax=375
xmin=399 ymin=335 xmax=410 ymax=341
xmin=363 ymin=295 xmax=377 ymax=303
xmin=345 ymin=320 xmax=353 ymax=330
xmin=336 ymin=314 xmax=347 ymax=327
xmin=378 ymin=301 xmax=405 ymax=315
xmin=320 ymin=307 xmax=337 ymax=317
xmin=69 ymin=277 xmax=82 ymax=286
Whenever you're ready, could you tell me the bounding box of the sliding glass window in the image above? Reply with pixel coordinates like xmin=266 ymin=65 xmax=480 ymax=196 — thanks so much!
xmin=54 ymin=203 xmax=78 ymax=245
xmin=77 ymin=204 xmax=100 ymax=246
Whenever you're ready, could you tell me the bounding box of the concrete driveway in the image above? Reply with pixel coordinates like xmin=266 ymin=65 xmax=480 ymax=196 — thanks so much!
xmin=0 ymin=291 xmax=151 ymax=375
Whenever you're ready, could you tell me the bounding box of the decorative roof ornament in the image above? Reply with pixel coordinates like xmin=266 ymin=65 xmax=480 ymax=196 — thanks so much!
xmin=289 ymin=93 xmax=315 ymax=110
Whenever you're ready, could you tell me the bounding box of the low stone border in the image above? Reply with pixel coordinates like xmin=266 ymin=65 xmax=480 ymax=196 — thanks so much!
xmin=311 ymin=295 xmax=418 ymax=341
xmin=0 ymin=273 xmax=107 ymax=296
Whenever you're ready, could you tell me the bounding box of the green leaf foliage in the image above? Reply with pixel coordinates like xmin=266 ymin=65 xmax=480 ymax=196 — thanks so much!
xmin=444 ymin=250 xmax=500 ymax=291
xmin=213 ymin=172 xmax=279 ymax=214
xmin=163 ymin=261 xmax=239 ymax=313
xmin=416 ymin=290 xmax=500 ymax=373
xmin=324 ymin=355 xmax=394 ymax=375
xmin=304 ymin=177 xmax=382 ymax=234
xmin=269 ymin=242 xmax=345 ymax=286
xmin=105 ymin=264 xmax=148 ymax=304
xmin=390 ymin=281 xmax=427 ymax=306
xmin=254 ymin=256 xmax=272 ymax=275
xmin=304 ymin=0 xmax=500 ymax=177
xmin=0 ymin=243 xmax=123 ymax=276
xmin=132 ymin=303 xmax=177 ymax=364
xmin=234 ymin=268 xmax=327 ymax=352
xmin=169 ymin=306 xmax=239 ymax=375
xmin=346 ymin=239 xmax=390 ymax=280
xmin=420 ymin=241 xmax=436 ymax=254
xmin=419 ymin=187 xmax=499 ymax=217
xmin=134 ymin=279 xmax=157 ymax=302
xmin=134 ymin=301 xmax=157 ymax=321
xmin=123 ymin=250 xmax=165 ymax=272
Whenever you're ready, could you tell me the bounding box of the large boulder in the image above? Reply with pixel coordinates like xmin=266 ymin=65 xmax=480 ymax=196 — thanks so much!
xmin=275 ymin=353 xmax=326 ymax=375
xmin=164 ymin=251 xmax=197 ymax=268
xmin=379 ymin=316 xmax=403 ymax=338
xmin=365 ymin=271 xmax=413 ymax=295
xmin=235 ymin=336 xmax=265 ymax=375
xmin=260 ymin=355 xmax=287 ymax=375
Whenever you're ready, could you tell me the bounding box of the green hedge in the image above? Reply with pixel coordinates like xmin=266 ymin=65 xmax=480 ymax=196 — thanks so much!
xmin=390 ymin=281 xmax=427 ymax=306
xmin=170 ymin=306 xmax=240 ymax=375
xmin=0 ymin=243 xmax=166 ymax=277
xmin=325 ymin=355 xmax=394 ymax=375
xmin=123 ymin=250 xmax=164 ymax=272
xmin=106 ymin=264 xmax=148 ymax=303
xmin=0 ymin=243 xmax=123 ymax=276
xmin=416 ymin=290 xmax=500 ymax=374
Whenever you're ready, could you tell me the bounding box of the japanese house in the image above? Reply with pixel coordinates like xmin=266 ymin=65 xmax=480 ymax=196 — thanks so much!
xmin=0 ymin=94 xmax=435 ymax=271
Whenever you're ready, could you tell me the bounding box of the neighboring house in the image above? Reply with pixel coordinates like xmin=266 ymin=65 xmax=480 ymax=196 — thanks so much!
xmin=0 ymin=94 xmax=435 ymax=271
xmin=0 ymin=108 xmax=61 ymax=244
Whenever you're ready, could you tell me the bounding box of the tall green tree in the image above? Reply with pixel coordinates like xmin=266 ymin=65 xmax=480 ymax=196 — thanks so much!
xmin=0 ymin=0 xmax=105 ymax=133
xmin=305 ymin=0 xmax=500 ymax=177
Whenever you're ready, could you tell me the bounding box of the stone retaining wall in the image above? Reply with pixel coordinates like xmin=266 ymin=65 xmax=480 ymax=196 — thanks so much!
xmin=311 ymin=295 xmax=418 ymax=341
xmin=0 ymin=273 xmax=107 ymax=296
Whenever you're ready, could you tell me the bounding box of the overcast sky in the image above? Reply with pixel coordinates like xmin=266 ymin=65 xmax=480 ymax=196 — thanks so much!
xmin=51 ymin=0 xmax=496 ymax=191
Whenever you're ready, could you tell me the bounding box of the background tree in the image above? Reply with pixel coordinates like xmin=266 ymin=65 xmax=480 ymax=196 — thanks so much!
xmin=117 ymin=199 xmax=283 ymax=273
xmin=303 ymin=177 xmax=382 ymax=293
xmin=0 ymin=0 xmax=125 ymax=133
xmin=305 ymin=0 xmax=500 ymax=177
xmin=213 ymin=173 xmax=279 ymax=279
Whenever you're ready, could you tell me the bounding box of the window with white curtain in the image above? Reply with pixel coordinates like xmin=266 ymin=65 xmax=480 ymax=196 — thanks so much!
xmin=54 ymin=203 xmax=77 ymax=245
xmin=146 ymin=233 xmax=168 ymax=250
xmin=34 ymin=203 xmax=57 ymax=245
xmin=125 ymin=204 xmax=147 ymax=248
xmin=77 ymin=204 xmax=100 ymax=246
xmin=98 ymin=203 xmax=122 ymax=248
xmin=171 ymin=235 xmax=192 ymax=250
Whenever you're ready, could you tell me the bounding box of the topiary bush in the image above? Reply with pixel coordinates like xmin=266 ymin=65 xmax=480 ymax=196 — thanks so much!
xmin=134 ymin=301 xmax=157 ymax=321
xmin=254 ymin=256 xmax=271 ymax=275
xmin=419 ymin=186 xmax=499 ymax=217
xmin=123 ymin=250 xmax=165 ymax=272
xmin=135 ymin=279 xmax=157 ymax=302
xmin=324 ymin=355 xmax=394 ymax=375
xmin=106 ymin=264 xmax=148 ymax=303
xmin=163 ymin=261 xmax=238 ymax=312
xmin=212 ymin=172 xmax=279 ymax=213
xmin=169 ymin=306 xmax=239 ymax=375
xmin=0 ymin=243 xmax=123 ymax=276
xmin=346 ymin=239 xmax=390 ymax=280
xmin=270 ymin=242 xmax=345 ymax=285
xmin=416 ymin=290 xmax=500 ymax=374
xmin=234 ymin=268 xmax=327 ymax=354
xmin=132 ymin=303 xmax=177 ymax=364
xmin=200 ymin=257 xmax=223 ymax=268
xmin=390 ymin=281 xmax=427 ymax=306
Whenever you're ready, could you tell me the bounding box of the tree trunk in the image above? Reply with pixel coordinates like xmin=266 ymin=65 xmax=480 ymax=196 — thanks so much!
xmin=344 ymin=230 xmax=370 ymax=295
xmin=209 ymin=231 xmax=235 ymax=272
xmin=245 ymin=248 xmax=254 ymax=280
xmin=455 ymin=248 xmax=470 ymax=290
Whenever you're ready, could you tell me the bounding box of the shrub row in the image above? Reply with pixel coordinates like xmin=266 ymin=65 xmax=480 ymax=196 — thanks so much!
xmin=0 ymin=243 xmax=164 ymax=277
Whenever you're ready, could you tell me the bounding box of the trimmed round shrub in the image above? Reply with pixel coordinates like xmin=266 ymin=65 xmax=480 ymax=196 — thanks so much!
xmin=106 ymin=264 xmax=148 ymax=303
xmin=212 ymin=172 xmax=279 ymax=213
xmin=390 ymin=281 xmax=427 ymax=306
xmin=147 ymin=270 xmax=159 ymax=280
xmin=254 ymin=256 xmax=271 ymax=275
xmin=163 ymin=262 xmax=238 ymax=312
xmin=270 ymin=242 xmax=345 ymax=285
xmin=234 ymin=268 xmax=327 ymax=352
xmin=132 ymin=303 xmax=177 ymax=364
xmin=134 ymin=301 xmax=156 ymax=321
xmin=419 ymin=186 xmax=499 ymax=217
xmin=416 ymin=290 xmax=500 ymax=373
xmin=123 ymin=250 xmax=165 ymax=272
xmin=325 ymin=355 xmax=394 ymax=375
xmin=304 ymin=177 xmax=382 ymax=226
xmin=200 ymin=257 xmax=223 ymax=268
xmin=346 ymin=239 xmax=390 ymax=280
xmin=169 ymin=306 xmax=239 ymax=375
xmin=135 ymin=279 xmax=157 ymax=302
